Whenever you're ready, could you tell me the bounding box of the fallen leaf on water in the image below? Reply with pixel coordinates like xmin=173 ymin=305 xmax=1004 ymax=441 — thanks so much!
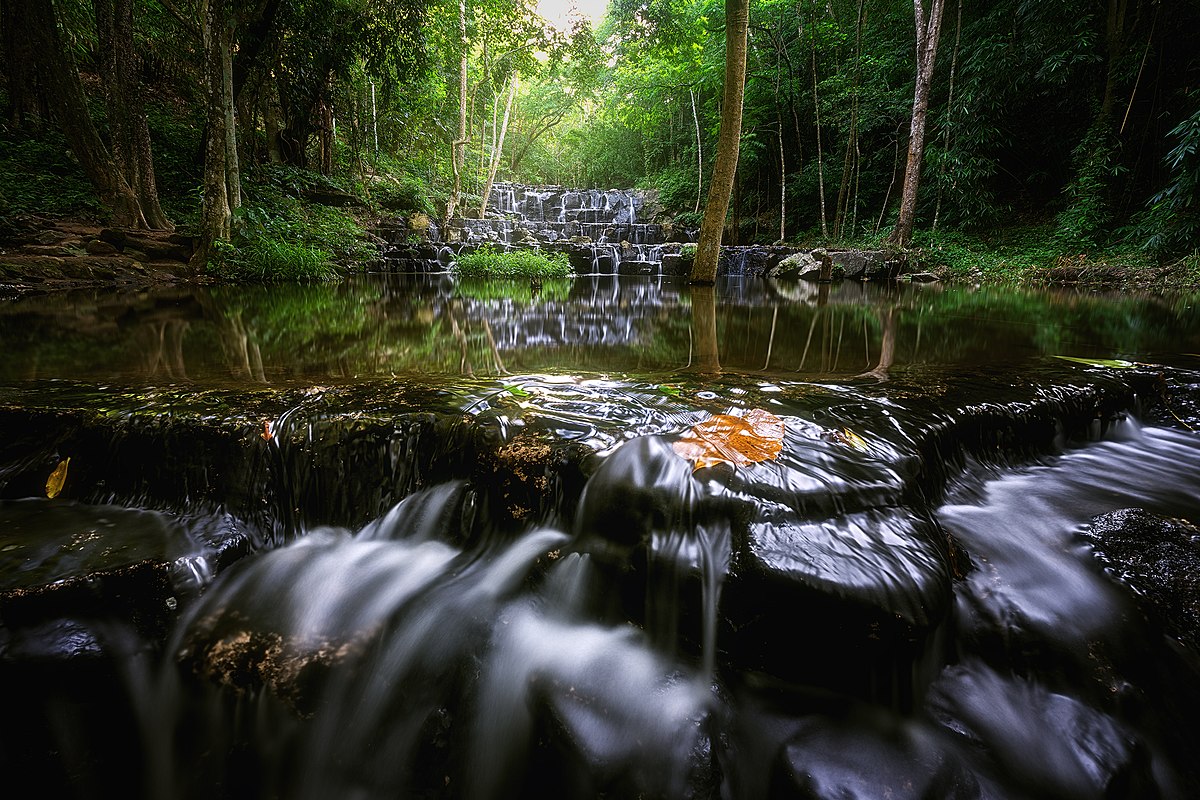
xmin=46 ymin=457 xmax=70 ymax=498
xmin=261 ymin=420 xmax=274 ymax=441
xmin=1053 ymin=355 xmax=1136 ymax=369
xmin=672 ymin=409 xmax=785 ymax=471
xmin=839 ymin=428 xmax=869 ymax=452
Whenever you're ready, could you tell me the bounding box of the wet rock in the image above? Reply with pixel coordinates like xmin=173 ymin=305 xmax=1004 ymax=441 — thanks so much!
xmin=927 ymin=660 xmax=1159 ymax=799
xmin=1082 ymin=508 xmax=1200 ymax=653
xmin=85 ymin=239 xmax=119 ymax=255
xmin=764 ymin=712 xmax=985 ymax=800
xmin=767 ymin=251 xmax=823 ymax=280
xmin=907 ymin=271 xmax=941 ymax=283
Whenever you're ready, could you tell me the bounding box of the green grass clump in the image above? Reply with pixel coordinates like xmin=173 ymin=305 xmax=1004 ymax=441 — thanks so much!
xmin=454 ymin=245 xmax=572 ymax=279
xmin=207 ymin=236 xmax=338 ymax=282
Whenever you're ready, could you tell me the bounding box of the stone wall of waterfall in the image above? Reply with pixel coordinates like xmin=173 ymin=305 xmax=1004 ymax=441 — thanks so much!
xmin=373 ymin=182 xmax=901 ymax=279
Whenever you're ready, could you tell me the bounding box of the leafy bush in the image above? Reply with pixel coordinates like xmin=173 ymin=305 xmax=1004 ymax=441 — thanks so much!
xmin=453 ymin=245 xmax=572 ymax=278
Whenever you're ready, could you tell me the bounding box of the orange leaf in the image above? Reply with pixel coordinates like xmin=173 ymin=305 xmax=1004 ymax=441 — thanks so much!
xmin=46 ymin=457 xmax=70 ymax=498
xmin=672 ymin=410 xmax=785 ymax=471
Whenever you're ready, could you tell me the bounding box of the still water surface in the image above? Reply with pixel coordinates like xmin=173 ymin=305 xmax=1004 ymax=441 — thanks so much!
xmin=3 ymin=274 xmax=1199 ymax=384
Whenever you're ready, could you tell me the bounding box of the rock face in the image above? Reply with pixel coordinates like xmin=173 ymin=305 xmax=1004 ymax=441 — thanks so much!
xmin=1083 ymin=508 xmax=1200 ymax=652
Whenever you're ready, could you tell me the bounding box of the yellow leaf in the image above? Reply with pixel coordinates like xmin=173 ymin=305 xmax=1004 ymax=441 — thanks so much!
xmin=840 ymin=428 xmax=869 ymax=452
xmin=46 ymin=457 xmax=70 ymax=498
xmin=672 ymin=410 xmax=785 ymax=472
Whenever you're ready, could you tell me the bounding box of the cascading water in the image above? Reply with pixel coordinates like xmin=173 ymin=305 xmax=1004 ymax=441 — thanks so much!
xmin=5 ymin=278 xmax=1200 ymax=799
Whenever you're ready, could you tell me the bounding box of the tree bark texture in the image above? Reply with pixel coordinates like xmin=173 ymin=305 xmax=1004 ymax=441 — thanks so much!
xmin=445 ymin=0 xmax=468 ymax=224
xmin=193 ymin=0 xmax=234 ymax=269
xmin=18 ymin=0 xmax=148 ymax=227
xmin=94 ymin=0 xmax=172 ymax=230
xmin=690 ymin=0 xmax=750 ymax=284
xmin=888 ymin=0 xmax=946 ymax=248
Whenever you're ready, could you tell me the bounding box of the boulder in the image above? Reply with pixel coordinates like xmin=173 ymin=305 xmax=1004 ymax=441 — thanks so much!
xmin=1082 ymin=508 xmax=1200 ymax=652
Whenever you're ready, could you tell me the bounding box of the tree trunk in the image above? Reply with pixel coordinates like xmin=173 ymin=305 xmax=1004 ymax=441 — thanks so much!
xmin=3 ymin=0 xmax=41 ymax=126
xmin=192 ymin=0 xmax=234 ymax=270
xmin=690 ymin=0 xmax=750 ymax=284
xmin=691 ymin=88 xmax=703 ymax=214
xmin=222 ymin=22 xmax=241 ymax=209
xmin=887 ymin=0 xmax=946 ymax=248
xmin=21 ymin=0 xmax=144 ymax=227
xmin=809 ymin=15 xmax=829 ymax=237
xmin=94 ymin=0 xmax=173 ymax=230
xmin=478 ymin=73 xmax=517 ymax=218
xmin=445 ymin=0 xmax=468 ymax=224
xmin=689 ymin=285 xmax=721 ymax=374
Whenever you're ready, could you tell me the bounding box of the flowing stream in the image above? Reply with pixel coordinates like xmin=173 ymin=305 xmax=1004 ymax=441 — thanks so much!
xmin=2 ymin=273 xmax=1200 ymax=798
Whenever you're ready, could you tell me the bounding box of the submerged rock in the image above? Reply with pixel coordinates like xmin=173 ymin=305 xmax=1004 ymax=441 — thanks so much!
xmin=1082 ymin=507 xmax=1200 ymax=653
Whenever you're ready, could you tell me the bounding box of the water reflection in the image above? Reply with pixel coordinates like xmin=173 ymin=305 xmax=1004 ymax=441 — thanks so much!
xmin=2 ymin=274 xmax=1200 ymax=385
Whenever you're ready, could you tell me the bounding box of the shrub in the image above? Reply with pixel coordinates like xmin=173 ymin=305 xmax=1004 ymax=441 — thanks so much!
xmin=453 ymin=245 xmax=572 ymax=278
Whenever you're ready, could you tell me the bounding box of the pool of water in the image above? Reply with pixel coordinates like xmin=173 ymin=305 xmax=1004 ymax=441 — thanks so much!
xmin=3 ymin=274 xmax=1199 ymax=384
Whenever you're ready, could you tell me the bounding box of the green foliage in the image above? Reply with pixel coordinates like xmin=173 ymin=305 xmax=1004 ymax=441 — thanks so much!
xmin=1130 ymin=100 xmax=1200 ymax=258
xmin=1055 ymin=119 xmax=1119 ymax=249
xmin=207 ymin=236 xmax=338 ymax=283
xmin=0 ymin=127 xmax=104 ymax=231
xmin=453 ymin=245 xmax=572 ymax=278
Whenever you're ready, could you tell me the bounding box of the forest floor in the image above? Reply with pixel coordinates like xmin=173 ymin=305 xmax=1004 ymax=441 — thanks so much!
xmin=0 ymin=215 xmax=197 ymax=296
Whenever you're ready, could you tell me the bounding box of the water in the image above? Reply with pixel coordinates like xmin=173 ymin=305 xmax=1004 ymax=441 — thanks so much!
xmin=3 ymin=275 xmax=1200 ymax=798
xmin=3 ymin=275 xmax=1199 ymax=384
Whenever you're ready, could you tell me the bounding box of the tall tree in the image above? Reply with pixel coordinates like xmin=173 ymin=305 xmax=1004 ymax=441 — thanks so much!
xmin=94 ymin=0 xmax=172 ymax=229
xmin=887 ymin=0 xmax=946 ymax=247
xmin=192 ymin=0 xmax=238 ymax=269
xmin=17 ymin=0 xmax=170 ymax=229
xmin=444 ymin=0 xmax=469 ymax=223
xmin=690 ymin=0 xmax=751 ymax=284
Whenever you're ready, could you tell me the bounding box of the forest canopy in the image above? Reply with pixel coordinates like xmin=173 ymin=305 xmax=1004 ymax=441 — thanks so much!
xmin=1 ymin=0 xmax=1197 ymax=269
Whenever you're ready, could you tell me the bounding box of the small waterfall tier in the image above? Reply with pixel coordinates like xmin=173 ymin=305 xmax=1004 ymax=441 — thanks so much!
xmin=373 ymin=183 xmax=900 ymax=278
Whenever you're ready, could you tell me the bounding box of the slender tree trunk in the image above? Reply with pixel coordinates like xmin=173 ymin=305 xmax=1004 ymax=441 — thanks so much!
xmin=445 ymin=0 xmax=469 ymax=224
xmin=808 ymin=16 xmax=829 ymax=237
xmin=691 ymin=88 xmax=703 ymax=214
xmin=888 ymin=0 xmax=946 ymax=248
xmin=479 ymin=74 xmax=517 ymax=218
xmin=264 ymin=77 xmax=284 ymax=164
xmin=778 ymin=115 xmax=786 ymax=241
xmin=690 ymin=0 xmax=751 ymax=284
xmin=221 ymin=20 xmax=241 ymax=207
xmin=192 ymin=0 xmax=234 ymax=269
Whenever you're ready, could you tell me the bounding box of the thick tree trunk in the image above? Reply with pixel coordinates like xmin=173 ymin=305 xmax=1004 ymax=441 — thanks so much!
xmin=21 ymin=0 xmax=145 ymax=227
xmin=94 ymin=0 xmax=172 ymax=230
xmin=445 ymin=0 xmax=468 ymax=224
xmin=690 ymin=0 xmax=750 ymax=284
xmin=2 ymin=0 xmax=41 ymax=126
xmin=888 ymin=0 xmax=946 ymax=248
xmin=192 ymin=0 xmax=234 ymax=270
